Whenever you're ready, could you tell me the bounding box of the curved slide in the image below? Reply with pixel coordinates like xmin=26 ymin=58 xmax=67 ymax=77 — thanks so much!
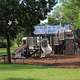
xmin=41 ymin=39 xmax=52 ymax=57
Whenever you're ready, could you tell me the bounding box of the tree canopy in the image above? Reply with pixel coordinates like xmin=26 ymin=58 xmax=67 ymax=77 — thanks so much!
xmin=48 ymin=0 xmax=80 ymax=29
xmin=62 ymin=0 xmax=80 ymax=29
xmin=18 ymin=0 xmax=57 ymax=35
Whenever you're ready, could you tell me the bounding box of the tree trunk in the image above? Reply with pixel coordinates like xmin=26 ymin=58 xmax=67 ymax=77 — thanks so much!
xmin=6 ymin=33 xmax=11 ymax=63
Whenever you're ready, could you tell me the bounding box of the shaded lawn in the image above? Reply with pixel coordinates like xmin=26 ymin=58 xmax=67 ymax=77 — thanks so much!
xmin=0 ymin=64 xmax=80 ymax=80
xmin=0 ymin=48 xmax=6 ymax=55
xmin=0 ymin=48 xmax=16 ymax=55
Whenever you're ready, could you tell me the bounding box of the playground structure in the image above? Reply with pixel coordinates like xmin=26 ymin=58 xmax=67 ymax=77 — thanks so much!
xmin=0 ymin=25 xmax=80 ymax=65
xmin=15 ymin=36 xmax=52 ymax=58
xmin=15 ymin=24 xmax=80 ymax=59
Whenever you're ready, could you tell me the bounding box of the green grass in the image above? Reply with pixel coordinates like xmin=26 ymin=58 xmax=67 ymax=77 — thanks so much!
xmin=0 ymin=48 xmax=7 ymax=55
xmin=0 ymin=48 xmax=17 ymax=55
xmin=0 ymin=42 xmax=18 ymax=55
xmin=0 ymin=64 xmax=80 ymax=80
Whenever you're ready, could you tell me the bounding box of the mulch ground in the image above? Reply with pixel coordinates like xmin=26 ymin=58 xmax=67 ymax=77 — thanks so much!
xmin=12 ymin=55 xmax=80 ymax=68
xmin=1 ymin=55 xmax=80 ymax=68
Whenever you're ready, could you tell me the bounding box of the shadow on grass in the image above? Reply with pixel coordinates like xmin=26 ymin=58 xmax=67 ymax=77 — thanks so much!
xmin=0 ymin=64 xmax=48 ymax=70
xmin=6 ymin=78 xmax=41 ymax=80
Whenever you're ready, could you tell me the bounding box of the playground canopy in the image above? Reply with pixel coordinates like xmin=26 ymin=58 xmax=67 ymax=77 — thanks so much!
xmin=34 ymin=24 xmax=71 ymax=35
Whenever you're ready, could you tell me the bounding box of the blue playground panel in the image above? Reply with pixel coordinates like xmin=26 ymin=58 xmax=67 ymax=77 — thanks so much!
xmin=34 ymin=24 xmax=70 ymax=35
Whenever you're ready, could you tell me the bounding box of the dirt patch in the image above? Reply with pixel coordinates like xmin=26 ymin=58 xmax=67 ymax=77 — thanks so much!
xmin=12 ymin=55 xmax=80 ymax=68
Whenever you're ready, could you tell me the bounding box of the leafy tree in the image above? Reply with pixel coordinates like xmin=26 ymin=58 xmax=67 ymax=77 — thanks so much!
xmin=48 ymin=16 xmax=60 ymax=25
xmin=0 ymin=0 xmax=20 ymax=63
xmin=0 ymin=0 xmax=57 ymax=63
xmin=48 ymin=0 xmax=80 ymax=29
xmin=18 ymin=0 xmax=57 ymax=35
xmin=48 ymin=1 xmax=65 ymax=25
xmin=62 ymin=0 xmax=80 ymax=29
xmin=63 ymin=0 xmax=79 ymax=27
